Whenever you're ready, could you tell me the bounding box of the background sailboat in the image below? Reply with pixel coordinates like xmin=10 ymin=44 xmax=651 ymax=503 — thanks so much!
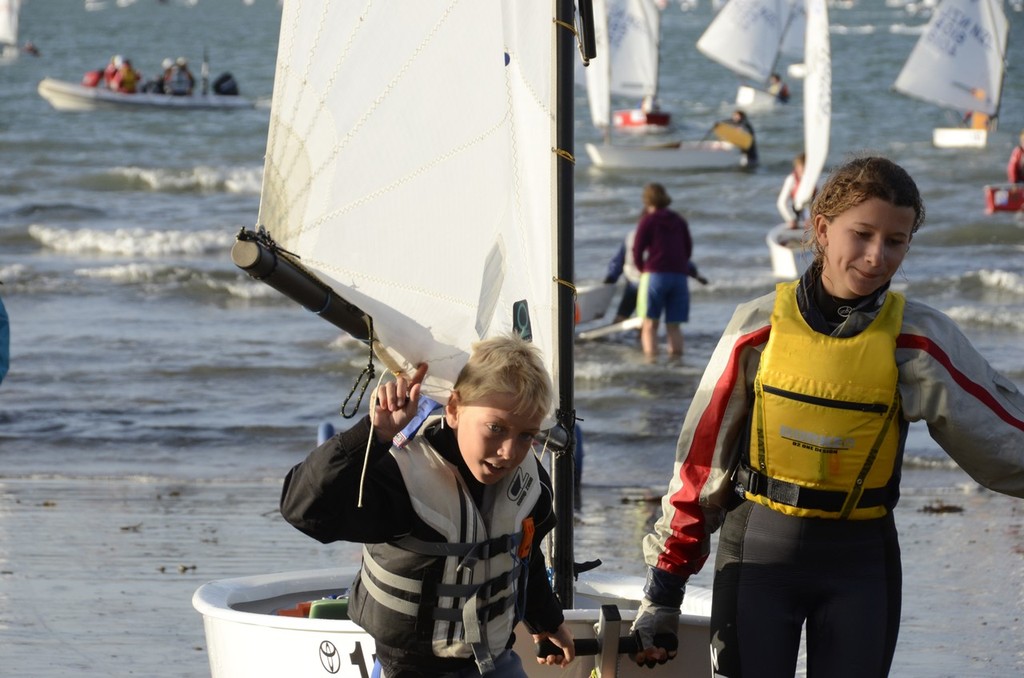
xmin=195 ymin=2 xmax=714 ymax=676
xmin=0 ymin=0 xmax=21 ymax=62
xmin=606 ymin=0 xmax=672 ymax=132
xmin=893 ymin=0 xmax=1009 ymax=149
xmin=585 ymin=0 xmax=742 ymax=170
xmin=696 ymin=0 xmax=803 ymax=111
xmin=767 ymin=0 xmax=831 ymax=279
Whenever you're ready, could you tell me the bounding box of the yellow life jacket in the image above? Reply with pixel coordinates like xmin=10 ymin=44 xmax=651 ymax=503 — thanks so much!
xmin=742 ymin=281 xmax=904 ymax=519
xmin=969 ymin=111 xmax=990 ymax=131
xmin=350 ymin=417 xmax=541 ymax=673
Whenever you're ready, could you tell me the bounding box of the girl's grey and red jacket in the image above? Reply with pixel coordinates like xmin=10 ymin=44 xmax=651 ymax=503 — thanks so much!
xmin=280 ymin=415 xmax=564 ymax=676
xmin=642 ymin=271 xmax=1024 ymax=599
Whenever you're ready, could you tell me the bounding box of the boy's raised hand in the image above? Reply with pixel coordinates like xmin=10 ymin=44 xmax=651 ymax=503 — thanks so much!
xmin=371 ymin=363 xmax=428 ymax=443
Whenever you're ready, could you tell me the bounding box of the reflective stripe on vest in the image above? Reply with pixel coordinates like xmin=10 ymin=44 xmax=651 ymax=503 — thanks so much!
xmin=350 ymin=416 xmax=541 ymax=673
xmin=745 ymin=281 xmax=904 ymax=519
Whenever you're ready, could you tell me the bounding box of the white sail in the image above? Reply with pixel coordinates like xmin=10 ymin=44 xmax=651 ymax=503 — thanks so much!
xmin=607 ymin=0 xmax=662 ymax=99
xmin=780 ymin=0 xmax=806 ymax=60
xmin=794 ymin=0 xmax=830 ymax=210
xmin=200 ymin=5 xmax=721 ymax=677
xmin=893 ymin=0 xmax=1008 ymax=117
xmin=0 ymin=0 xmax=20 ymax=47
xmin=696 ymin=0 xmax=796 ymax=83
xmin=258 ymin=2 xmax=558 ymax=407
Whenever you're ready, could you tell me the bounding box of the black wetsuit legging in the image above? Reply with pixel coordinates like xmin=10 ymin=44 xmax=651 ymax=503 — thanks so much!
xmin=710 ymin=501 xmax=902 ymax=678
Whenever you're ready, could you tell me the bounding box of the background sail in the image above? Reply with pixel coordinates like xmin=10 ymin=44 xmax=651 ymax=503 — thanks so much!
xmin=258 ymin=2 xmax=558 ymax=406
xmin=892 ymin=0 xmax=1008 ymax=117
xmin=0 ymin=0 xmax=20 ymax=47
xmin=794 ymin=0 xmax=830 ymax=210
xmin=779 ymin=0 xmax=805 ymax=62
xmin=607 ymin=0 xmax=661 ymax=100
xmin=696 ymin=0 xmax=795 ymax=83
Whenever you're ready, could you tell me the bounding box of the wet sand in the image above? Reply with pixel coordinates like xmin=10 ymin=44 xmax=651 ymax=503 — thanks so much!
xmin=0 ymin=472 xmax=1021 ymax=677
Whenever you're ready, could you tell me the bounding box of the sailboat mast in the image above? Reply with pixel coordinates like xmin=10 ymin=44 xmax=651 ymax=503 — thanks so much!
xmin=770 ymin=1 xmax=799 ymax=82
xmin=984 ymin=0 xmax=1008 ymax=125
xmin=551 ymin=0 xmax=579 ymax=608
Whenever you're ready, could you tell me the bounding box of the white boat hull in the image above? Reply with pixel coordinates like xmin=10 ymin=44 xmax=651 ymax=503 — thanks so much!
xmin=932 ymin=127 xmax=988 ymax=149
xmin=37 ymin=77 xmax=254 ymax=112
xmin=575 ymin=282 xmax=619 ymax=324
xmin=576 ymin=316 xmax=643 ymax=341
xmin=766 ymin=222 xmax=806 ymax=279
xmin=585 ymin=140 xmax=740 ymax=171
xmin=735 ymin=85 xmax=780 ymax=112
xmin=0 ymin=44 xmax=18 ymax=65
xmin=194 ymin=568 xmax=713 ymax=678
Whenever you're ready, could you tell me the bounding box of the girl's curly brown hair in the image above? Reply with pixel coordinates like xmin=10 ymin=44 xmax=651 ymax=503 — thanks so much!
xmin=808 ymin=156 xmax=925 ymax=270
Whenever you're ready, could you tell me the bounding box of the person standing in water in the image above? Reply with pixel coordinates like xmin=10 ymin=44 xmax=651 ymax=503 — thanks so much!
xmin=730 ymin=109 xmax=758 ymax=168
xmin=629 ymin=156 xmax=1024 ymax=676
xmin=631 ymin=182 xmax=695 ymax=359
xmin=768 ymin=72 xmax=790 ymax=103
xmin=0 ymin=283 xmax=9 ymax=385
xmin=1007 ymin=128 xmax=1024 ymax=184
xmin=776 ymin=152 xmax=814 ymax=229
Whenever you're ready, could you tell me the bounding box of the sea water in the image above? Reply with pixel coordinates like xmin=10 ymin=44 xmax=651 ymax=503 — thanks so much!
xmin=0 ymin=1 xmax=1022 ymax=675
xmin=3 ymin=0 xmax=1022 ymax=481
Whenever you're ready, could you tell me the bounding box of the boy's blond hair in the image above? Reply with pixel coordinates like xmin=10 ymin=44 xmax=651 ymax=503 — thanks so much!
xmin=452 ymin=334 xmax=552 ymax=424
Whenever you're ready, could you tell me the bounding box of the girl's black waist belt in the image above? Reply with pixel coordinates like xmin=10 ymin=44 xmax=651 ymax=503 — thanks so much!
xmin=734 ymin=464 xmax=896 ymax=513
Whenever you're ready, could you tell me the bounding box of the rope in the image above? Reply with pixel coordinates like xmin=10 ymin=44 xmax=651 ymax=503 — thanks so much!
xmin=340 ymin=318 xmax=375 ymax=418
xmin=552 ymin=15 xmax=590 ymax=68
xmin=553 ymin=276 xmax=578 ymax=302
xmin=357 ymin=369 xmax=391 ymax=508
xmin=552 ymin=147 xmax=575 ymax=164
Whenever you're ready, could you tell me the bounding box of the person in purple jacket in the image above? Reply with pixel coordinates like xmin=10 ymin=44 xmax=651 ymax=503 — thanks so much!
xmin=631 ymin=182 xmax=695 ymax=359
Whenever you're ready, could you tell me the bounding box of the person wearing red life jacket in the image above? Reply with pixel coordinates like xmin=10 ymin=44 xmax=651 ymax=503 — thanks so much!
xmin=1007 ymin=129 xmax=1024 ymax=184
xmin=768 ymin=72 xmax=790 ymax=103
xmin=776 ymin=152 xmax=815 ymax=229
xmin=102 ymin=55 xmax=121 ymax=89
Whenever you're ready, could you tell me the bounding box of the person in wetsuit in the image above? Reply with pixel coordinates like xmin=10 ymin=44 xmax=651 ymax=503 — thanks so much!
xmin=629 ymin=156 xmax=1024 ymax=677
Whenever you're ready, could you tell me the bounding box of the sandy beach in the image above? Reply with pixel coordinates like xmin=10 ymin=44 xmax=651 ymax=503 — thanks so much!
xmin=1 ymin=469 xmax=1021 ymax=678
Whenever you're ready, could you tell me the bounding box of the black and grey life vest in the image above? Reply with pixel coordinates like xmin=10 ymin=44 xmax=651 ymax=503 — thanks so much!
xmin=349 ymin=418 xmax=542 ymax=673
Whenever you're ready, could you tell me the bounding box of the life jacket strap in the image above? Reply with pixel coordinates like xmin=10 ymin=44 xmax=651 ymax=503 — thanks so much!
xmin=735 ymin=464 xmax=896 ymax=513
xmin=433 ymin=588 xmax=517 ymax=623
xmin=435 ymin=563 xmax=520 ymax=600
xmin=395 ymin=533 xmax=519 ymax=561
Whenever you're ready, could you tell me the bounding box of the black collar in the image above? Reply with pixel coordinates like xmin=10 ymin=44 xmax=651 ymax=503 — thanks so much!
xmin=798 ymin=268 xmax=889 ymax=335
